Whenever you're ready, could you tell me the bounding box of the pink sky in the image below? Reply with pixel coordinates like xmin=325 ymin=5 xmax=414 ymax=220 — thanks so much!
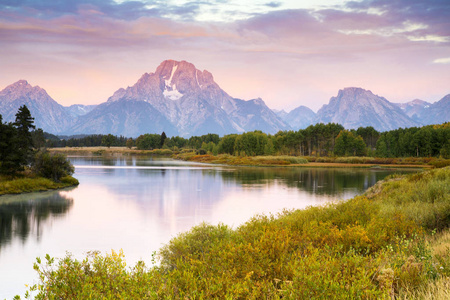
xmin=0 ymin=0 xmax=449 ymax=112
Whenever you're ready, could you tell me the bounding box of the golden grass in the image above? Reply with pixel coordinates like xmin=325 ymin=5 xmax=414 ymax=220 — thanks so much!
xmin=429 ymin=229 xmax=450 ymax=259
xmin=397 ymin=277 xmax=450 ymax=300
xmin=49 ymin=147 xmax=173 ymax=156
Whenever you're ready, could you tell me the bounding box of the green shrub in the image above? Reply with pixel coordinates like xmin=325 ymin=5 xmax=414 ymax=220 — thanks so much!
xmin=32 ymin=150 xmax=74 ymax=182
xmin=60 ymin=176 xmax=79 ymax=186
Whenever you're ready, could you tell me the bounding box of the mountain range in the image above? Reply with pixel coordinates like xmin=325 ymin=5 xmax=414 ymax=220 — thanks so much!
xmin=0 ymin=60 xmax=448 ymax=137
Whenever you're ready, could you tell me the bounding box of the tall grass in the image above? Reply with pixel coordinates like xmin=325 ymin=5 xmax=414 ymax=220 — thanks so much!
xmin=22 ymin=167 xmax=450 ymax=299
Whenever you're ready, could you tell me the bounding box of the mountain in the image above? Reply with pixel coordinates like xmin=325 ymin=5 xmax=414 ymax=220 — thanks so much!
xmin=85 ymin=59 xmax=289 ymax=137
xmin=2 ymin=72 xmax=447 ymax=138
xmin=419 ymin=94 xmax=450 ymax=125
xmin=70 ymin=100 xmax=178 ymax=137
xmin=281 ymin=105 xmax=316 ymax=129
xmin=64 ymin=104 xmax=97 ymax=118
xmin=273 ymin=109 xmax=288 ymax=119
xmin=0 ymin=80 xmax=73 ymax=133
xmin=394 ymin=99 xmax=430 ymax=123
xmin=315 ymin=87 xmax=420 ymax=132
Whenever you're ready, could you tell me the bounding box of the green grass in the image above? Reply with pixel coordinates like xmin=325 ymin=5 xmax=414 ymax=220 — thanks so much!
xmin=19 ymin=167 xmax=450 ymax=299
xmin=0 ymin=175 xmax=79 ymax=196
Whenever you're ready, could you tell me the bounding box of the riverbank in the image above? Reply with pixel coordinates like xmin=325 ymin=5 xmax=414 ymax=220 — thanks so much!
xmin=23 ymin=167 xmax=450 ymax=299
xmin=0 ymin=175 xmax=79 ymax=196
xmin=49 ymin=146 xmax=173 ymax=156
xmin=49 ymin=147 xmax=447 ymax=168
xmin=174 ymin=153 xmax=437 ymax=169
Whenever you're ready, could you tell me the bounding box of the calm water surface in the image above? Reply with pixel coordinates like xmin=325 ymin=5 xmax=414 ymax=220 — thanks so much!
xmin=0 ymin=156 xmax=417 ymax=298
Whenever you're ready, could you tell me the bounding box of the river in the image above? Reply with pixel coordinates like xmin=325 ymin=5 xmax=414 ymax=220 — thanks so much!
xmin=0 ymin=155 xmax=417 ymax=298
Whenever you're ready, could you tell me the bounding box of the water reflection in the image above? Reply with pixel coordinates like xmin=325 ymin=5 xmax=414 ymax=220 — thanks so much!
xmin=0 ymin=189 xmax=74 ymax=252
xmin=220 ymin=167 xmax=398 ymax=196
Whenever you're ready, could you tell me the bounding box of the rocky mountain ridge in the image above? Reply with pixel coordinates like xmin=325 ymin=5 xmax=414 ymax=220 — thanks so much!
xmin=313 ymin=87 xmax=421 ymax=131
xmin=0 ymin=80 xmax=73 ymax=133
xmin=70 ymin=60 xmax=289 ymax=137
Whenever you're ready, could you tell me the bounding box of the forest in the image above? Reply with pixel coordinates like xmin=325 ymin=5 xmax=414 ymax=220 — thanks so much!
xmin=48 ymin=122 xmax=450 ymax=159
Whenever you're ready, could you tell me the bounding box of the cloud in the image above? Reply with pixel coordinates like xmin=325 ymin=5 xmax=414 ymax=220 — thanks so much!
xmin=433 ymin=57 xmax=450 ymax=64
xmin=343 ymin=0 xmax=450 ymax=42
xmin=265 ymin=2 xmax=282 ymax=8
xmin=0 ymin=0 xmax=449 ymax=109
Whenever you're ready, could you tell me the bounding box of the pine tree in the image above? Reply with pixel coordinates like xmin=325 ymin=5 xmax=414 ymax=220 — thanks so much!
xmin=160 ymin=131 xmax=167 ymax=148
xmin=13 ymin=105 xmax=36 ymax=168
xmin=0 ymin=115 xmax=20 ymax=174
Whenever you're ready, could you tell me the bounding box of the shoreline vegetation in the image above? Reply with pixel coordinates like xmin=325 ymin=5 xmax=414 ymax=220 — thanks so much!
xmin=0 ymin=174 xmax=79 ymax=197
xmin=19 ymin=166 xmax=450 ymax=299
xmin=0 ymin=105 xmax=79 ymax=197
xmin=48 ymin=146 xmax=449 ymax=169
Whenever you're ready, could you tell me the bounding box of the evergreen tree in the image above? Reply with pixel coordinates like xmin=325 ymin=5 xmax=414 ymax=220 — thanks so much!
xmin=13 ymin=105 xmax=35 ymax=169
xmin=32 ymin=128 xmax=46 ymax=149
xmin=160 ymin=132 xmax=167 ymax=148
xmin=0 ymin=115 xmax=21 ymax=174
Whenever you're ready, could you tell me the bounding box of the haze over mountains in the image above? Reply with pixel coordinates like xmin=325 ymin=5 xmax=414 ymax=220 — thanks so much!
xmin=0 ymin=60 xmax=448 ymax=137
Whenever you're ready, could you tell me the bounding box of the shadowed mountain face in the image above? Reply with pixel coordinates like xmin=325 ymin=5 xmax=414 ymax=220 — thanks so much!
xmin=70 ymin=100 xmax=178 ymax=137
xmin=281 ymin=105 xmax=316 ymax=130
xmin=393 ymin=96 xmax=450 ymax=125
xmin=0 ymin=80 xmax=73 ymax=133
xmin=315 ymin=87 xmax=420 ymax=131
xmin=64 ymin=104 xmax=97 ymax=118
xmin=413 ymin=95 xmax=450 ymax=125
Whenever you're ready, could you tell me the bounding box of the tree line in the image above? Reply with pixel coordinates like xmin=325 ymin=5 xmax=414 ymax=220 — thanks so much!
xmin=45 ymin=122 xmax=450 ymax=158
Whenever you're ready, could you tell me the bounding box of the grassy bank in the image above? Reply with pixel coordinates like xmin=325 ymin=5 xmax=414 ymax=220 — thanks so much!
xmin=21 ymin=167 xmax=449 ymax=299
xmin=175 ymin=152 xmax=438 ymax=168
xmin=0 ymin=175 xmax=79 ymax=196
xmin=49 ymin=147 xmax=448 ymax=168
xmin=174 ymin=153 xmax=308 ymax=166
xmin=49 ymin=146 xmax=173 ymax=156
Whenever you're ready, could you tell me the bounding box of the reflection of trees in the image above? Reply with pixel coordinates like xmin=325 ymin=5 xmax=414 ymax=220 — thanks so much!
xmin=220 ymin=168 xmax=409 ymax=196
xmin=0 ymin=190 xmax=74 ymax=251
